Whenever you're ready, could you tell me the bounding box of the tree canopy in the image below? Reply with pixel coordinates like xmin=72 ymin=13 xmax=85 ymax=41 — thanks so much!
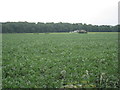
xmin=2 ymin=22 xmax=119 ymax=33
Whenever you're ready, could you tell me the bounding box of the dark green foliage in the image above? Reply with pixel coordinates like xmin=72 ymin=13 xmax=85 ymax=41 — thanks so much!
xmin=2 ymin=32 xmax=119 ymax=88
xmin=2 ymin=22 xmax=119 ymax=33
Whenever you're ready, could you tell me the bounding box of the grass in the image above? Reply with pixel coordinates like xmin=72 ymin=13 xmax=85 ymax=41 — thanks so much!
xmin=2 ymin=32 xmax=119 ymax=88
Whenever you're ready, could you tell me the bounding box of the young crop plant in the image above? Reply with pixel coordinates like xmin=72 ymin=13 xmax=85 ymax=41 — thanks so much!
xmin=2 ymin=32 xmax=119 ymax=88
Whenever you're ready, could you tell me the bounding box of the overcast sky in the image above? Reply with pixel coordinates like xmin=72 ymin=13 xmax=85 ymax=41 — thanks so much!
xmin=0 ymin=0 xmax=119 ymax=25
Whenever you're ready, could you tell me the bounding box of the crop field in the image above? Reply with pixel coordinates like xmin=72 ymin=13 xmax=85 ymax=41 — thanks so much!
xmin=2 ymin=32 xmax=119 ymax=88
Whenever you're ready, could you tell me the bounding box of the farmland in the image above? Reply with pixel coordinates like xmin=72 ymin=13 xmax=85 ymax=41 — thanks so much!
xmin=2 ymin=32 xmax=119 ymax=88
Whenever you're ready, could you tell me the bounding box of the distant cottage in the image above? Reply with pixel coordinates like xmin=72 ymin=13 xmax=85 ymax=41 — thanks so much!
xmin=78 ymin=30 xmax=87 ymax=33
xmin=69 ymin=30 xmax=87 ymax=34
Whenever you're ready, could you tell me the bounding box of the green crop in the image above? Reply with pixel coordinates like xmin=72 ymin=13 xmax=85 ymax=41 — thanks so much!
xmin=2 ymin=32 xmax=119 ymax=88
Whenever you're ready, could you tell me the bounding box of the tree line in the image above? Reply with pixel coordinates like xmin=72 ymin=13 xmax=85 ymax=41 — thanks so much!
xmin=2 ymin=22 xmax=119 ymax=33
